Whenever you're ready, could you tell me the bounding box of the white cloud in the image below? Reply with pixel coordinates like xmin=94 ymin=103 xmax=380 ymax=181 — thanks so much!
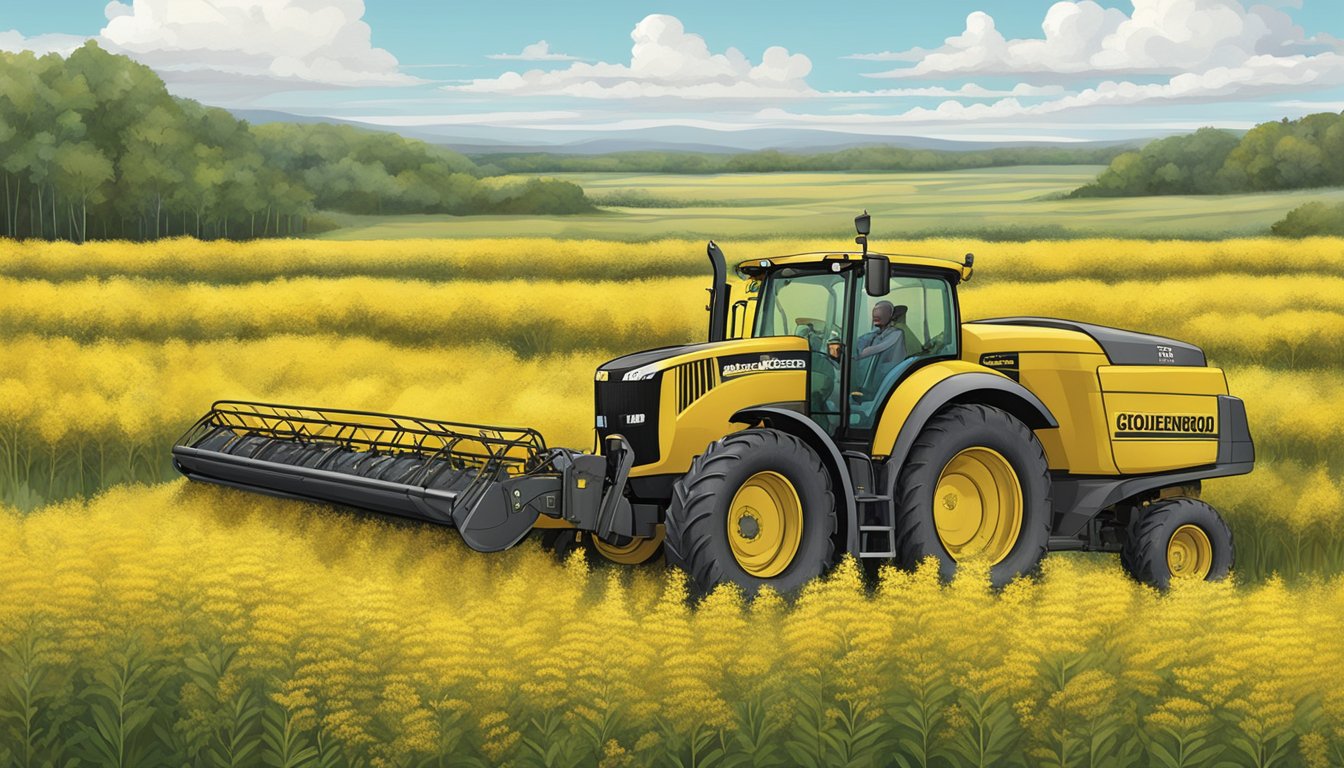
xmin=843 ymin=47 xmax=934 ymax=63
xmin=759 ymin=51 xmax=1344 ymax=128
xmin=0 ymin=29 xmax=87 ymax=57
xmin=487 ymin=41 xmax=583 ymax=62
xmin=97 ymin=0 xmax=421 ymax=95
xmin=449 ymin=14 xmax=814 ymax=100
xmin=866 ymin=0 xmax=1341 ymax=79
xmin=828 ymin=83 xmax=1066 ymax=98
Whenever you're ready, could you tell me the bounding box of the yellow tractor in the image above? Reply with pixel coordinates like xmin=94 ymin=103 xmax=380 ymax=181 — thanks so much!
xmin=174 ymin=214 xmax=1254 ymax=591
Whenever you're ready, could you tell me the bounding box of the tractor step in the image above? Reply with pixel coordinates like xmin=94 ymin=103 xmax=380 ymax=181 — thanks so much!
xmin=854 ymin=491 xmax=896 ymax=559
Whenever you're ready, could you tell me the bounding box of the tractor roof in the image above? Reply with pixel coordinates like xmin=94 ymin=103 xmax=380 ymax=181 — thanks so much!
xmin=736 ymin=251 xmax=974 ymax=281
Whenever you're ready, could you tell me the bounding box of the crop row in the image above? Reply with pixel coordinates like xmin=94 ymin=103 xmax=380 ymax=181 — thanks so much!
xmin=5 ymin=272 xmax=1343 ymax=367
xmin=1 ymin=335 xmax=1340 ymax=579
xmin=2 ymin=236 xmax=1341 ymax=284
xmin=1 ymin=483 xmax=1342 ymax=767
xmin=2 ymin=336 xmax=1339 ymax=463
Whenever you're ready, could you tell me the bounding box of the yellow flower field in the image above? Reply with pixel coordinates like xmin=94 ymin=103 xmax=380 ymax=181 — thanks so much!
xmin=3 ymin=484 xmax=1344 ymax=767
xmin=3 ymin=235 xmax=1340 ymax=283
xmin=2 ymin=235 xmax=1343 ymax=765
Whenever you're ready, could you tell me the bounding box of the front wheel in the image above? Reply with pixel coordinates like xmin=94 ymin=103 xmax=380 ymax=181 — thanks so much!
xmin=892 ymin=404 xmax=1052 ymax=587
xmin=665 ymin=428 xmax=837 ymax=595
xmin=1120 ymin=497 xmax=1233 ymax=589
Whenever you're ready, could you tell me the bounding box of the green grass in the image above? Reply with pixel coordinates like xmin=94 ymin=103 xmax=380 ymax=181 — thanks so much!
xmin=314 ymin=166 xmax=1344 ymax=241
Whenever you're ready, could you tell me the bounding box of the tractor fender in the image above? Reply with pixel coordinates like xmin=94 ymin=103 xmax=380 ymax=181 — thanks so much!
xmin=730 ymin=406 xmax=861 ymax=558
xmin=875 ymin=370 xmax=1058 ymax=489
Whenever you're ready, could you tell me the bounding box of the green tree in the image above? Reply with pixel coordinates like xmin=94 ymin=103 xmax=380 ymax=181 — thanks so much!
xmin=53 ymin=141 xmax=113 ymax=242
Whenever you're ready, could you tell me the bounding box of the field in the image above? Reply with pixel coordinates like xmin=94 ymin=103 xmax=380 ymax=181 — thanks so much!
xmin=3 ymin=232 xmax=1344 ymax=765
xmin=313 ymin=168 xmax=1344 ymax=241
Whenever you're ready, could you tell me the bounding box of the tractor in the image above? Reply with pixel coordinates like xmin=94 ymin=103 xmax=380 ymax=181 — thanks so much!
xmin=174 ymin=214 xmax=1254 ymax=591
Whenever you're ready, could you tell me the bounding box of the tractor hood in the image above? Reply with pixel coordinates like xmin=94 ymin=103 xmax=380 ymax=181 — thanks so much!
xmin=965 ymin=317 xmax=1206 ymax=367
xmin=597 ymin=336 xmax=810 ymax=382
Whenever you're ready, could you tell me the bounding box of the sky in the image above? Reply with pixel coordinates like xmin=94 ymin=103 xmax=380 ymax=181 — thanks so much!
xmin=2 ymin=0 xmax=1343 ymax=145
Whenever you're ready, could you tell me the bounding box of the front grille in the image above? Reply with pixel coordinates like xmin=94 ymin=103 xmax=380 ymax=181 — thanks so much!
xmin=675 ymin=358 xmax=717 ymax=412
xmin=595 ymin=376 xmax=662 ymax=464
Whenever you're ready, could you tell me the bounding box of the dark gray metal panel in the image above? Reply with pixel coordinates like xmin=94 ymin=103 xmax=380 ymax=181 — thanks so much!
xmin=626 ymin=473 xmax=677 ymax=501
xmin=969 ymin=316 xmax=1206 ymax=366
xmin=1216 ymin=395 xmax=1255 ymax=465
xmin=730 ymin=406 xmax=861 ymax=557
xmin=1050 ymin=460 xmax=1255 ymax=538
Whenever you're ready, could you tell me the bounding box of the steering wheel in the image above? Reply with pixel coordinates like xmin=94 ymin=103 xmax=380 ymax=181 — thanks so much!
xmin=794 ymin=316 xmax=842 ymax=349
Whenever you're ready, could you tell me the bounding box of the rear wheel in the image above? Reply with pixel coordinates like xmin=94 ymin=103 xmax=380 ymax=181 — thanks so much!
xmin=1121 ymin=497 xmax=1233 ymax=589
xmin=665 ymin=428 xmax=837 ymax=595
xmin=892 ymin=404 xmax=1051 ymax=587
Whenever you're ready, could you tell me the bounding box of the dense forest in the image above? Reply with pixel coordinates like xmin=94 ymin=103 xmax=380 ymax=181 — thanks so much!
xmin=1073 ymin=112 xmax=1344 ymax=197
xmin=0 ymin=43 xmax=592 ymax=242
xmin=479 ymin=144 xmax=1129 ymax=174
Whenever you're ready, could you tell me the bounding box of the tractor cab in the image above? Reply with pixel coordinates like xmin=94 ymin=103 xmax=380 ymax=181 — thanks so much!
xmin=736 ymin=216 xmax=972 ymax=438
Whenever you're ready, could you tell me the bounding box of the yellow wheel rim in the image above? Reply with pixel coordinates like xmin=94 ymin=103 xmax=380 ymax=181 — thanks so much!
xmin=590 ymin=526 xmax=665 ymax=565
xmin=933 ymin=447 xmax=1023 ymax=565
xmin=727 ymin=471 xmax=803 ymax=578
xmin=1167 ymin=524 xmax=1213 ymax=579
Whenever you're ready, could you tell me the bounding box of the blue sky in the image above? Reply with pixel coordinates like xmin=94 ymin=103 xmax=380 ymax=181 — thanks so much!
xmin=3 ymin=1 xmax=1342 ymax=144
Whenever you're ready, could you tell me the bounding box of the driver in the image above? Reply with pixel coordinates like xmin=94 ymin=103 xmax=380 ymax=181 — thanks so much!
xmin=856 ymin=301 xmax=907 ymax=367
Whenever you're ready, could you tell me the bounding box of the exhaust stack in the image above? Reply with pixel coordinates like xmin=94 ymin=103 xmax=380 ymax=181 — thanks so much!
xmin=706 ymin=240 xmax=732 ymax=342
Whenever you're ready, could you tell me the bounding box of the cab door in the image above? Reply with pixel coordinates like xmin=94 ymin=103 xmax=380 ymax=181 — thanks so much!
xmin=846 ymin=271 xmax=960 ymax=434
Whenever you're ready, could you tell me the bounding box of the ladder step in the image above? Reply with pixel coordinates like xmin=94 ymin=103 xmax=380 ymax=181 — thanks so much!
xmin=859 ymin=551 xmax=895 ymax=559
xmin=859 ymin=525 xmax=895 ymax=532
xmin=854 ymin=494 xmax=891 ymax=503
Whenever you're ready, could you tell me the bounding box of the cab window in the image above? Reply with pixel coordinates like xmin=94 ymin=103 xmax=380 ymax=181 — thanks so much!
xmin=849 ymin=274 xmax=957 ymax=430
xmin=755 ymin=267 xmax=847 ymax=432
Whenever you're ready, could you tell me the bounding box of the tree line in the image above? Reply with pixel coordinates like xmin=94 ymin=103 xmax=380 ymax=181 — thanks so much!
xmin=1072 ymin=112 xmax=1344 ymax=197
xmin=479 ymin=143 xmax=1128 ymax=175
xmin=0 ymin=43 xmax=592 ymax=243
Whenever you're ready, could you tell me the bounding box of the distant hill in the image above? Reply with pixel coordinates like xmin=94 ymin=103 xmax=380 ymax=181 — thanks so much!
xmin=470 ymin=144 xmax=1132 ymax=175
xmin=231 ymin=108 xmax=1141 ymax=157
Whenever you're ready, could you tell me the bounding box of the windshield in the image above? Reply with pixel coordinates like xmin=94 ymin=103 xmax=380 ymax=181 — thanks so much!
xmin=754 ymin=267 xmax=848 ymax=431
xmin=754 ymin=267 xmax=846 ymax=343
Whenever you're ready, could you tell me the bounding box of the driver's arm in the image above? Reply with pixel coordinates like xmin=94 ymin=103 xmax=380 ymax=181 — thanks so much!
xmin=858 ymin=332 xmax=902 ymax=359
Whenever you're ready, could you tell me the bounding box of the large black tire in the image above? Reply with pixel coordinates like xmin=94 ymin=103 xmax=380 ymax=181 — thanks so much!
xmin=1120 ymin=497 xmax=1233 ymax=589
xmin=892 ymin=404 xmax=1052 ymax=587
xmin=665 ymin=428 xmax=837 ymax=595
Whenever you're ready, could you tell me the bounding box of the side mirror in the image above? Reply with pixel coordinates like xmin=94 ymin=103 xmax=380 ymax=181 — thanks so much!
xmin=855 ymin=210 xmax=871 ymax=236
xmin=865 ymin=255 xmax=890 ymax=297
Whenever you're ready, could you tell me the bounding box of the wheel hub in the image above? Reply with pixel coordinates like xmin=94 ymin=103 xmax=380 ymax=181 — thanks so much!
xmin=727 ymin=471 xmax=803 ymax=579
xmin=736 ymin=511 xmax=761 ymax=541
xmin=1167 ymin=524 xmax=1213 ymax=579
xmin=932 ymin=447 xmax=1023 ymax=564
